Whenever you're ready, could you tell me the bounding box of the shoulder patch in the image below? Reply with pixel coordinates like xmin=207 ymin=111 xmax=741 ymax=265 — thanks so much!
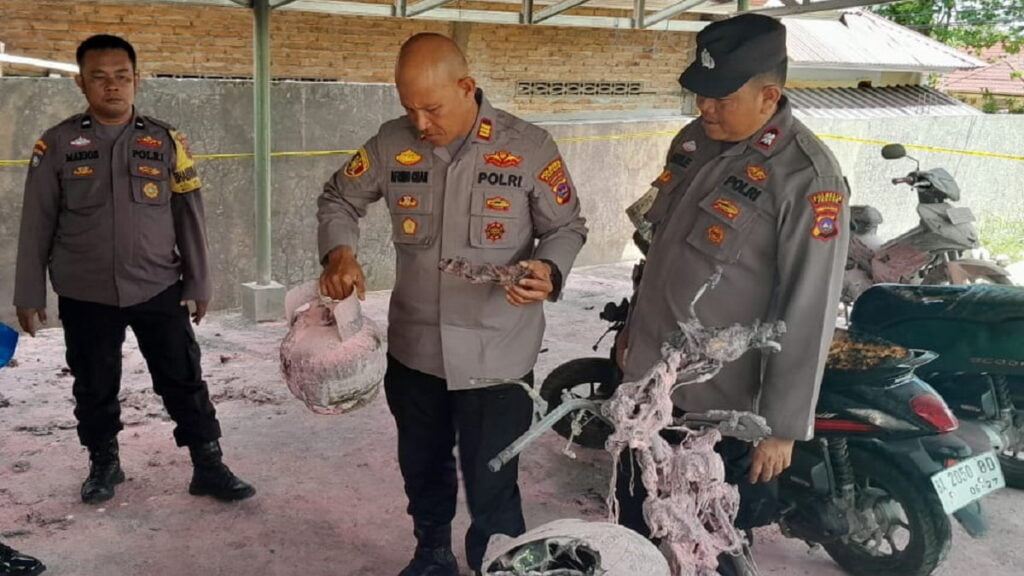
xmin=29 ymin=139 xmax=47 ymax=168
xmin=538 ymin=156 xmax=572 ymax=206
xmin=808 ymin=190 xmax=845 ymax=242
xmin=344 ymin=148 xmax=370 ymax=178
xmin=170 ymin=129 xmax=202 ymax=194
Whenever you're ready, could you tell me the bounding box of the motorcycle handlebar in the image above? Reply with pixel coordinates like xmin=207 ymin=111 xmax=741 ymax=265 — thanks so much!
xmin=892 ymin=176 xmax=914 ymax=185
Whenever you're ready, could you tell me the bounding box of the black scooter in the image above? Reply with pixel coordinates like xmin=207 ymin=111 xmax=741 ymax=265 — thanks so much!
xmin=848 ymin=283 xmax=1024 ymax=489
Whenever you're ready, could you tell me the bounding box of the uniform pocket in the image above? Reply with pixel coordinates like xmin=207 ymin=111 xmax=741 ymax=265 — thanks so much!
xmin=62 ymin=165 xmax=105 ymax=210
xmin=129 ymin=161 xmax=170 ymax=206
xmin=468 ymin=187 xmax=528 ymax=249
xmin=685 ymin=191 xmax=765 ymax=263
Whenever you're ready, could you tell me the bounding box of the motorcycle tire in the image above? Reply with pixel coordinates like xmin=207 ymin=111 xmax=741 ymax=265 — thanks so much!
xmin=822 ymin=448 xmax=951 ymax=576
xmin=998 ymin=453 xmax=1024 ymax=489
xmin=539 ymin=357 xmax=618 ymax=450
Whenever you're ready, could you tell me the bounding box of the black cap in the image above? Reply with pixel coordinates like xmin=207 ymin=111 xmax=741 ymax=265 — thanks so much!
xmin=679 ymin=13 xmax=787 ymax=99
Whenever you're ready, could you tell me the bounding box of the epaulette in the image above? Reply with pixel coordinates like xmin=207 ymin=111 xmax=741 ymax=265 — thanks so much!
xmin=795 ymin=129 xmax=842 ymax=178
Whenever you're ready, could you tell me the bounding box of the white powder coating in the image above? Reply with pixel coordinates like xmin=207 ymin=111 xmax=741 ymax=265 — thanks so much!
xmin=602 ymin=270 xmax=785 ymax=576
xmin=279 ymin=281 xmax=386 ymax=415
xmin=482 ymin=519 xmax=671 ymax=576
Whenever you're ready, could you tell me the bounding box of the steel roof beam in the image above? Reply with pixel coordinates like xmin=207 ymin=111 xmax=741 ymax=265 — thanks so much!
xmin=404 ymin=0 xmax=456 ymax=17
xmin=643 ymin=0 xmax=706 ymax=29
xmin=532 ymin=0 xmax=592 ymax=25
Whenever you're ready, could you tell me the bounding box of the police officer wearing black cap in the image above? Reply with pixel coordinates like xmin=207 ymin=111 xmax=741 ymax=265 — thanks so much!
xmin=615 ymin=13 xmax=849 ymax=574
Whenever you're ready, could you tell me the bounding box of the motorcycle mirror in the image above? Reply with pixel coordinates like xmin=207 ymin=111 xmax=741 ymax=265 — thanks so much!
xmin=881 ymin=144 xmax=907 ymax=160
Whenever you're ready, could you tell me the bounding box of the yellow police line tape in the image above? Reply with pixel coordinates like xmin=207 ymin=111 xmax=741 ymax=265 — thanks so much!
xmin=3 ymin=131 xmax=1023 ymax=166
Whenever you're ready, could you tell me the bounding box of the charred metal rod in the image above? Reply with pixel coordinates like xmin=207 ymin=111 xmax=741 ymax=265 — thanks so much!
xmin=489 ymin=398 xmax=605 ymax=472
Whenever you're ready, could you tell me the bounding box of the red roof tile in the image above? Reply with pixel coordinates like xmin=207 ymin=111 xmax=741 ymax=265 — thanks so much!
xmin=939 ymin=44 xmax=1024 ymax=96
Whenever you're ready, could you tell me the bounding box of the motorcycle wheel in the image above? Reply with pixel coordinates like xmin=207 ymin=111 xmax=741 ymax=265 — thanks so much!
xmin=539 ymin=358 xmax=617 ymax=450
xmin=997 ymin=453 xmax=1024 ymax=489
xmin=822 ymin=448 xmax=951 ymax=576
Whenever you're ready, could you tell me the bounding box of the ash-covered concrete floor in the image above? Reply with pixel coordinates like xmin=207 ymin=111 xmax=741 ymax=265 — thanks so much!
xmin=2 ymin=263 xmax=1022 ymax=576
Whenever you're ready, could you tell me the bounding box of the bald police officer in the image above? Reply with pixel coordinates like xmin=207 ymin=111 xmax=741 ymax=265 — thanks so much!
xmin=318 ymin=33 xmax=587 ymax=576
xmin=615 ymin=14 xmax=849 ymax=573
xmin=13 ymin=35 xmax=253 ymax=504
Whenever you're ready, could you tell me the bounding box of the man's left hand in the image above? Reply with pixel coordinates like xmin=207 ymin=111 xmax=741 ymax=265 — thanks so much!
xmin=181 ymin=300 xmax=209 ymax=325
xmin=749 ymin=436 xmax=794 ymax=484
xmin=505 ymin=260 xmax=553 ymax=307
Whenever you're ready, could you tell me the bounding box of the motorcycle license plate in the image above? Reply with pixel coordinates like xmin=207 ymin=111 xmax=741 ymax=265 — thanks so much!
xmin=930 ymin=452 xmax=1005 ymax=514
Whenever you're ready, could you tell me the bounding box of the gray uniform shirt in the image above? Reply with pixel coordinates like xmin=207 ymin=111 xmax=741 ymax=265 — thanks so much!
xmin=623 ymin=98 xmax=849 ymax=440
xmin=14 ymin=111 xmax=210 ymax=309
xmin=318 ymin=91 xmax=588 ymax=389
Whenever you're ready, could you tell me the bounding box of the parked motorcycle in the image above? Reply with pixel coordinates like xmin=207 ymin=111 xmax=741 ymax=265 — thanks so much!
xmin=843 ymin=143 xmax=1011 ymax=305
xmin=540 ymin=303 xmax=1002 ymax=576
xmin=849 ymin=282 xmax=1024 ymax=489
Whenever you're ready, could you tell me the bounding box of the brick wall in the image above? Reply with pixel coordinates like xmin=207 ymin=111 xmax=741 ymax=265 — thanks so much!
xmin=0 ymin=0 xmax=694 ymax=114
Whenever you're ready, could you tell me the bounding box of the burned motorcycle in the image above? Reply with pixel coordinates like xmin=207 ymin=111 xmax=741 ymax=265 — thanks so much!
xmin=843 ymin=144 xmax=1011 ymax=305
xmin=539 ymin=306 xmax=1002 ymax=576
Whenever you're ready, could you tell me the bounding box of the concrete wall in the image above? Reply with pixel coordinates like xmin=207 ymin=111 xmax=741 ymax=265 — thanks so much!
xmin=799 ymin=115 xmax=1024 ymax=243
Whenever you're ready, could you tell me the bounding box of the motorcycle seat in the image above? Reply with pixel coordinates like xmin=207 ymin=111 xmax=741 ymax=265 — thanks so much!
xmin=852 ymin=283 xmax=1024 ymax=327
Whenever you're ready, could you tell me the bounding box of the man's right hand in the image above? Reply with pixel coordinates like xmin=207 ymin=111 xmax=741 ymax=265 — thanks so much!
xmin=319 ymin=245 xmax=366 ymax=301
xmin=16 ymin=307 xmax=47 ymax=337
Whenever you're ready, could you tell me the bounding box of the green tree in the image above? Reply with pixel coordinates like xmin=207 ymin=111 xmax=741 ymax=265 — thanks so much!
xmin=873 ymin=1 xmax=1024 ymax=53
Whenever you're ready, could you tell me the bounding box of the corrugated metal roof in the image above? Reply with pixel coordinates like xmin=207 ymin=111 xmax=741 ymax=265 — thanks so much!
xmin=784 ymin=9 xmax=985 ymax=72
xmin=787 ymin=85 xmax=983 ymax=119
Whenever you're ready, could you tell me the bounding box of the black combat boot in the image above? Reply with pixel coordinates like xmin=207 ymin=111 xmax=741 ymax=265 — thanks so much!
xmin=397 ymin=522 xmax=459 ymax=576
xmin=187 ymin=440 xmax=255 ymax=502
xmin=81 ymin=437 xmax=125 ymax=504
xmin=0 ymin=542 xmax=46 ymax=575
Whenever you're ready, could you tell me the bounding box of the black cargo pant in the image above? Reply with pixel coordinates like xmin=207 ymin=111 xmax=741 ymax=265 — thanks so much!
xmin=383 ymin=355 xmax=534 ymax=573
xmin=58 ymin=283 xmax=221 ymax=449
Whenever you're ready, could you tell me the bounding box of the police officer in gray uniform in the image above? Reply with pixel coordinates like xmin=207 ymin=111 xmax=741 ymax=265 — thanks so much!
xmin=318 ymin=33 xmax=587 ymax=576
xmin=615 ymin=14 xmax=849 ymax=573
xmin=13 ymin=35 xmax=253 ymax=505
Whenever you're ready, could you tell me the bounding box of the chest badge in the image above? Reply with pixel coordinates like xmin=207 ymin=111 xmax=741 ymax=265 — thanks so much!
xmin=657 ymin=170 xmax=673 ymax=184
xmin=136 ymin=136 xmax=163 ymax=149
xmin=711 ymin=198 xmax=740 ymax=221
xmin=486 ymin=197 xmax=511 ymax=211
xmin=73 ymin=165 xmax=95 ymax=177
xmin=746 ymin=165 xmax=768 ymax=183
xmin=395 ymin=149 xmax=423 ymax=166
xmin=485 ymin=221 xmax=506 ymax=242
xmin=483 ymin=151 xmax=522 ymax=168
xmin=682 ymin=140 xmax=697 ymax=153
xmin=401 ymin=217 xmax=418 ymax=236
xmin=139 ymin=165 xmax=162 ymax=177
xmin=707 ymin=225 xmax=726 ymax=246
xmin=70 ymin=136 xmax=92 ymax=148
xmin=397 ymin=195 xmax=419 ymax=209
xmin=143 ymin=182 xmax=160 ymax=199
